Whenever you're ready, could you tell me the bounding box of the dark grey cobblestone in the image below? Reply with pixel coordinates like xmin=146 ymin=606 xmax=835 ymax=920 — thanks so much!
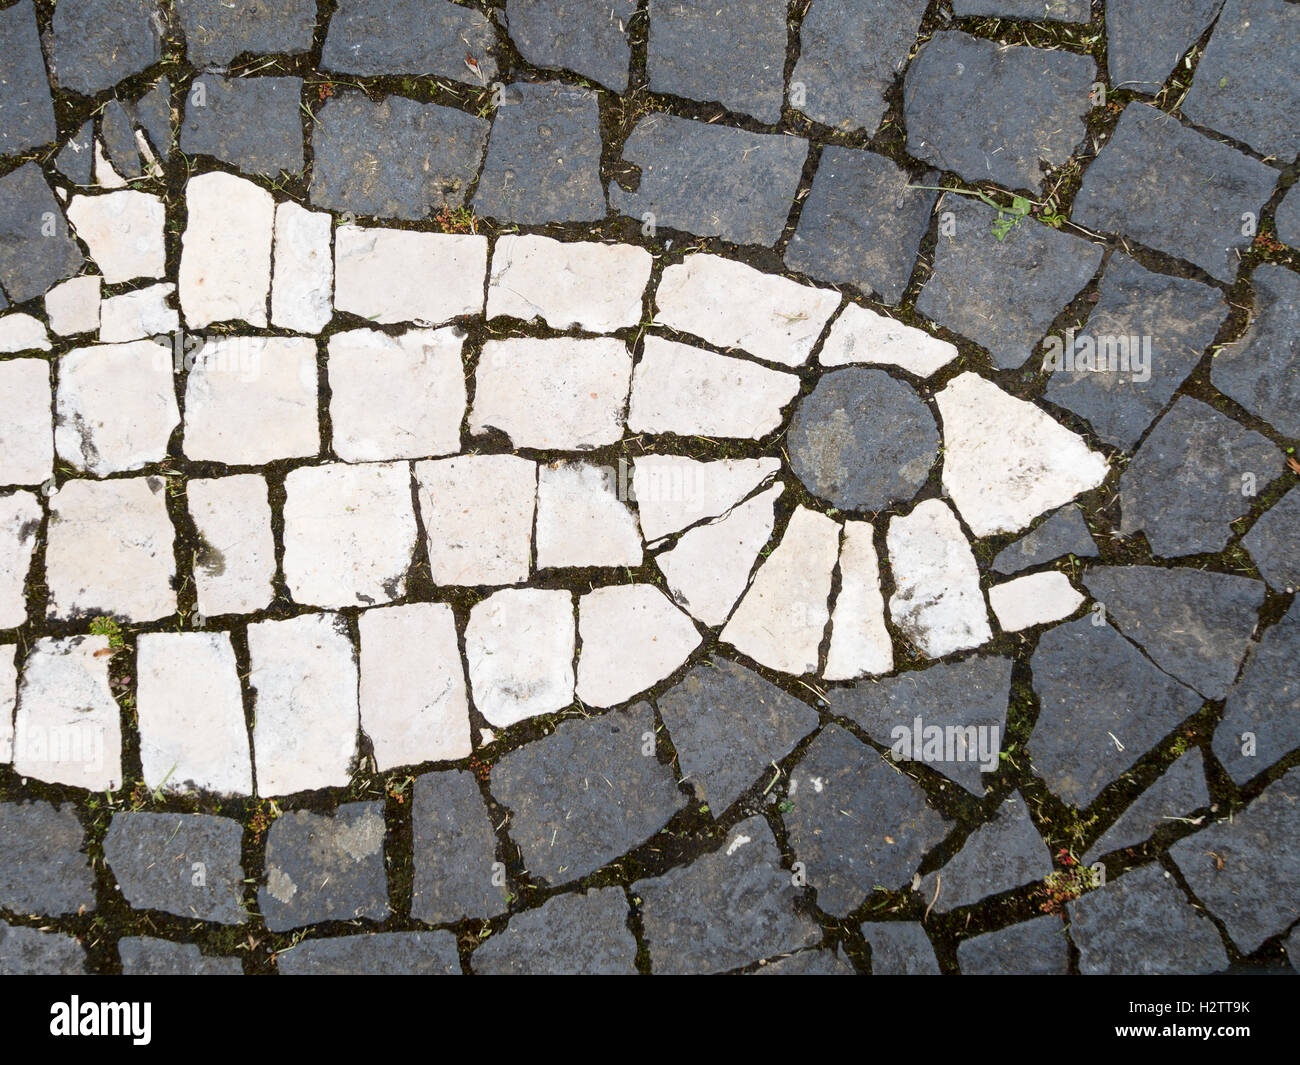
xmin=1105 ymin=0 xmax=1225 ymax=95
xmin=118 ymin=936 xmax=242 ymax=975
xmin=0 ymin=801 xmax=95 ymax=917
xmin=0 ymin=163 xmax=84 ymax=303
xmin=411 ymin=769 xmax=506 ymax=923
xmin=861 ymin=921 xmax=940 ymax=974
xmin=1083 ymin=749 xmax=1209 ymax=862
xmin=957 ymin=914 xmax=1070 ymax=975
xmin=48 ymin=0 xmax=162 ymax=96
xmin=0 ymin=921 xmax=85 ymax=974
xmin=992 ymin=505 xmax=1097 ymax=574
xmin=180 ymin=75 xmax=305 ymax=178
xmin=470 ymin=888 xmax=637 ymax=975
xmin=276 ymin=931 xmax=461 ymax=974
xmin=504 ymin=0 xmax=636 ymax=93
xmin=1242 ymin=486 xmax=1300 ymax=593
xmin=0 ymin=1 xmax=56 ymax=158
xmin=321 ymin=0 xmax=499 ymax=83
xmin=177 ymin=0 xmax=318 ymax=67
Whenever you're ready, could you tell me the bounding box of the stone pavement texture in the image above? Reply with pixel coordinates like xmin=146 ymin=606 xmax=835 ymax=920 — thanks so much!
xmin=0 ymin=0 xmax=1296 ymax=977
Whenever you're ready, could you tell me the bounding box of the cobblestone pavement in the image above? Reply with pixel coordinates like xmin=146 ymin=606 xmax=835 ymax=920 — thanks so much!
xmin=0 ymin=0 xmax=1297 ymax=976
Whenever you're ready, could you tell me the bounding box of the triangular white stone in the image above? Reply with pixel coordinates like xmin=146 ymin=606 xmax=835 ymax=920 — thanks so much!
xmin=633 ymin=455 xmax=780 ymax=544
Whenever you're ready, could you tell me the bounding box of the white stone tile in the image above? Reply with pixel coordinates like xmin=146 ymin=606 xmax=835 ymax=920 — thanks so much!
xmin=66 ymin=190 xmax=166 ymax=283
xmin=632 ymin=455 xmax=781 ymax=543
xmin=466 ymin=588 xmax=574 ymax=727
xmin=183 ymin=336 xmax=319 ymax=465
xmin=45 ymin=477 xmax=175 ymax=623
xmin=13 ymin=635 xmax=121 ymax=791
xmin=937 ymin=372 xmax=1110 ymax=537
xmin=55 ymin=340 xmax=179 ymax=475
xmin=334 ymin=225 xmax=486 ymax=325
xmin=576 ymin=584 xmax=701 ymax=708
xmin=655 ymin=253 xmax=841 ymax=367
xmin=97 ymin=282 xmax=177 ymax=342
xmin=0 ymin=644 xmax=14 ymax=764
xmin=248 ymin=612 xmax=359 ymax=796
xmin=824 ymin=520 xmax=893 ymax=681
xmin=628 ymin=336 xmax=800 ymax=439
xmin=887 ymin=498 xmax=992 ymax=659
xmin=359 ymin=602 xmax=471 ymax=770
xmin=272 ymin=201 xmax=333 ymax=333
xmin=45 ymin=276 xmax=102 ymax=337
xmin=282 ymin=462 xmax=418 ymax=609
xmin=328 ymin=327 xmax=465 ymax=462
xmin=0 ymin=312 xmax=50 ymax=352
xmin=0 ymin=359 xmax=53 ymax=485
xmin=488 ymin=234 xmax=651 ymax=332
xmin=989 ymin=570 xmax=1084 ymax=633
xmin=0 ymin=491 xmax=41 ymax=629
xmin=415 ymin=454 xmax=536 ymax=587
xmin=178 ymin=172 xmax=273 ymax=328
xmin=536 ymin=461 xmax=642 ymax=569
xmin=721 ymin=505 xmax=840 ymax=675
xmin=136 ymin=632 xmax=253 ymax=796
xmin=655 ymin=483 xmax=783 ymax=627
xmin=470 ymin=337 xmax=632 ymax=449
xmin=819 ymin=302 xmax=958 ymax=378
xmin=188 ymin=474 xmax=275 ymax=617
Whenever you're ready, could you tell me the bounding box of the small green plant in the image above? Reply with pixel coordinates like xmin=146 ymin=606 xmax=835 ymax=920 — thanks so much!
xmin=89 ymin=615 xmax=125 ymax=651
xmin=991 ymin=195 xmax=1033 ymax=241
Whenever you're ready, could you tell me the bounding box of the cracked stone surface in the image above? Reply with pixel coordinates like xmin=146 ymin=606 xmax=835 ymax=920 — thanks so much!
xmin=5 ymin=0 xmax=1295 ymax=977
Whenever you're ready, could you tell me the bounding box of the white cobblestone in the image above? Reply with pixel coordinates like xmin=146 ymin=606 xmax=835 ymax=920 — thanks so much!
xmin=67 ymin=190 xmax=166 ymax=283
xmin=470 ymin=337 xmax=632 ymax=450
xmin=819 ymin=303 xmax=958 ymax=378
xmin=183 ymin=336 xmax=319 ymax=465
xmin=0 ymin=359 xmax=52 ymax=485
xmin=628 ymin=337 xmax=800 ymax=439
xmin=328 ymin=327 xmax=465 ymax=462
xmin=0 ymin=491 xmax=41 ymax=629
xmin=45 ymin=477 xmax=176 ymax=623
xmin=45 ymin=276 xmax=102 ymax=337
xmin=824 ymin=520 xmax=893 ymax=681
xmin=13 ymin=635 xmax=121 ymax=791
xmin=655 ymin=483 xmax=783 ymax=627
xmin=887 ymin=498 xmax=991 ymax=658
xmin=98 ymin=282 xmax=178 ymax=342
xmin=576 ymin=584 xmax=701 ymax=708
xmin=0 ymin=644 xmax=13 ymax=764
xmin=334 ymin=226 xmax=486 ymax=325
xmin=272 ymin=201 xmax=333 ymax=333
xmin=488 ymin=235 xmax=652 ymax=332
xmin=178 ymin=173 xmax=273 ymax=328
xmin=633 ymin=455 xmax=781 ymax=544
xmin=536 ymin=461 xmax=642 ymax=569
xmin=0 ymin=312 xmax=50 ymax=352
xmin=248 ymin=612 xmax=359 ymax=796
xmin=655 ymin=254 xmax=840 ymax=367
xmin=721 ymin=505 xmax=841 ymax=675
xmin=937 ymin=372 xmax=1110 ymax=537
xmin=988 ymin=570 xmax=1084 ymax=632
xmin=359 ymin=603 xmax=471 ymax=770
xmin=466 ymin=588 xmax=575 ymax=727
xmin=282 ymin=462 xmax=418 ymax=608
xmin=136 ymin=632 xmax=253 ymax=795
xmin=415 ymin=455 xmax=536 ymax=587
xmin=188 ymin=474 xmax=276 ymax=617
xmin=55 ymin=340 xmax=179 ymax=475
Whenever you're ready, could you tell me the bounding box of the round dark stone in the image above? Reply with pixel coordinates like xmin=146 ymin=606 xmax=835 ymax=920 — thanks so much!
xmin=787 ymin=368 xmax=938 ymax=511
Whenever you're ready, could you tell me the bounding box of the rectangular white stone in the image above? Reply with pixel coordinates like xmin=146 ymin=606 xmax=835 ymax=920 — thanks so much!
xmin=13 ymin=635 xmax=122 ymax=791
xmin=576 ymin=584 xmax=700 ymax=708
xmin=272 ymin=201 xmax=333 ymax=333
xmin=178 ymin=172 xmax=273 ymax=328
xmin=470 ymin=337 xmax=632 ymax=449
xmin=0 ymin=312 xmax=50 ymax=352
xmin=824 ymin=520 xmax=893 ymax=681
xmin=0 ymin=358 xmax=53 ymax=485
xmin=55 ymin=340 xmax=180 ymax=475
xmin=466 ymin=588 xmax=574 ymax=727
xmin=628 ymin=336 xmax=801 ymax=439
xmin=721 ymin=505 xmax=841 ymax=675
xmin=282 ymin=462 xmax=418 ymax=609
xmin=819 ymin=302 xmax=958 ymax=378
xmin=98 ymin=282 xmax=178 ymax=342
xmin=989 ymin=570 xmax=1084 ymax=632
xmin=248 ymin=612 xmax=359 ymax=796
xmin=188 ymin=474 xmax=276 ymax=617
xmin=183 ymin=336 xmax=320 ymax=465
xmin=136 ymin=632 xmax=253 ymax=796
xmin=0 ymin=644 xmax=14 ymax=764
xmin=536 ymin=461 xmax=642 ymax=569
xmin=0 ymin=491 xmax=42 ymax=629
xmin=45 ymin=477 xmax=176 ymax=623
xmin=335 ymin=225 xmax=486 ymax=325
xmin=887 ymin=498 xmax=992 ymax=659
xmin=415 ymin=454 xmax=536 ymax=587
xmin=67 ymin=190 xmax=167 ymax=283
xmin=655 ymin=253 xmax=841 ymax=366
xmin=45 ymin=276 xmax=102 ymax=336
xmin=488 ymin=234 xmax=652 ymax=332
xmin=359 ymin=603 xmax=471 ymax=770
xmin=328 ymin=327 xmax=465 ymax=462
